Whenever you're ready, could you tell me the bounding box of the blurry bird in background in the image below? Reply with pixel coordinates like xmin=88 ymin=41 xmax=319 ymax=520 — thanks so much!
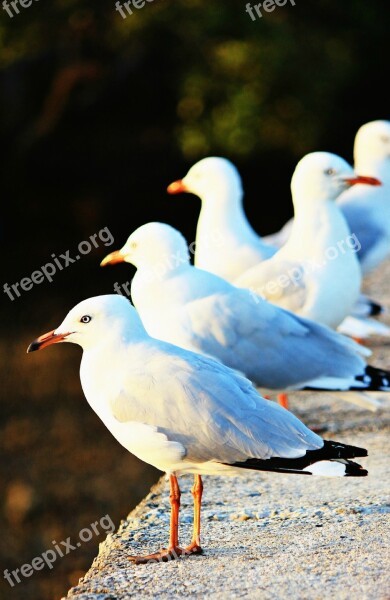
xmin=265 ymin=120 xmax=390 ymax=339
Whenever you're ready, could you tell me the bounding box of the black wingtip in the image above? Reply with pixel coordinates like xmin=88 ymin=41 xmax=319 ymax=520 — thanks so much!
xmin=323 ymin=440 xmax=368 ymax=458
xmin=369 ymin=301 xmax=384 ymax=316
xmin=224 ymin=441 xmax=368 ymax=476
xmin=344 ymin=461 xmax=368 ymax=477
xmin=355 ymin=366 xmax=390 ymax=391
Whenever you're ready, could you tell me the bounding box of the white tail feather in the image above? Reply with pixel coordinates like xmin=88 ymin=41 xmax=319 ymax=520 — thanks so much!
xmin=330 ymin=391 xmax=383 ymax=411
xmin=303 ymin=461 xmax=348 ymax=477
xmin=338 ymin=316 xmax=390 ymax=339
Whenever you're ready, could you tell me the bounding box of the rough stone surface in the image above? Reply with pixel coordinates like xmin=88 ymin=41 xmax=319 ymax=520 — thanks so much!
xmin=64 ymin=262 xmax=390 ymax=600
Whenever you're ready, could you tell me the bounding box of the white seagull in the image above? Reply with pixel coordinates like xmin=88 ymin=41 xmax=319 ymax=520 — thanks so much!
xmin=167 ymin=157 xmax=276 ymax=282
xmin=338 ymin=120 xmax=390 ymax=275
xmin=101 ymin=222 xmax=390 ymax=408
xmin=28 ymin=295 xmax=368 ymax=563
xmin=264 ymin=122 xmax=390 ymax=339
xmin=234 ymin=152 xmax=381 ymax=330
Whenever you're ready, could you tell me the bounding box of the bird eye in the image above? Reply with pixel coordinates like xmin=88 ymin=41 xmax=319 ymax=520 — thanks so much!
xmin=80 ymin=315 xmax=92 ymax=324
xmin=130 ymin=242 xmax=138 ymax=249
xmin=325 ymin=168 xmax=335 ymax=176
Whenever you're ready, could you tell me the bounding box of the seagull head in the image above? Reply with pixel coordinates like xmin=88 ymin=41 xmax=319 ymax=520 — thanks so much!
xmin=167 ymin=157 xmax=243 ymax=204
xmin=100 ymin=222 xmax=190 ymax=275
xmin=354 ymin=120 xmax=390 ymax=178
xmin=27 ymin=295 xmax=145 ymax=353
xmin=291 ymin=151 xmax=381 ymax=207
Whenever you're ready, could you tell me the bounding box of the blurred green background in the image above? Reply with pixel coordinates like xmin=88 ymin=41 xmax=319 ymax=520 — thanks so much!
xmin=1 ymin=1 xmax=390 ymax=598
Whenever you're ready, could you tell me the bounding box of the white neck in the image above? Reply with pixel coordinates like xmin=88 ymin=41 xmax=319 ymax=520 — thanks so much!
xmin=286 ymin=199 xmax=349 ymax=256
xmin=196 ymin=187 xmax=258 ymax=244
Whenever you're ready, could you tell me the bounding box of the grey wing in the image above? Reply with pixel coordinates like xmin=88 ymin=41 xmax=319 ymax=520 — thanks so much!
xmin=110 ymin=346 xmax=323 ymax=465
xmin=340 ymin=202 xmax=386 ymax=262
xmin=175 ymin=366 xmax=324 ymax=463
xmin=183 ymin=289 xmax=367 ymax=389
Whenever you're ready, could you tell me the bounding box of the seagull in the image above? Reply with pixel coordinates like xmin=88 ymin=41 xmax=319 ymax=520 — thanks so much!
xmin=167 ymin=157 xmax=276 ymax=282
xmin=337 ymin=120 xmax=390 ymax=275
xmin=27 ymin=295 xmax=368 ymax=563
xmin=100 ymin=222 xmax=390 ymax=409
xmin=263 ymin=121 xmax=390 ymax=263
xmin=264 ymin=122 xmax=390 ymax=339
xmin=234 ymin=152 xmax=381 ymax=330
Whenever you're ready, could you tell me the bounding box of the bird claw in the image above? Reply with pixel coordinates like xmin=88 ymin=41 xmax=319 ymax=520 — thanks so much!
xmin=128 ymin=545 xmax=202 ymax=564
xmin=184 ymin=542 xmax=203 ymax=555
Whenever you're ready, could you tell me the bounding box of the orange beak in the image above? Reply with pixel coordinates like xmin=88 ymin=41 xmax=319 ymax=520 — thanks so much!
xmin=167 ymin=179 xmax=187 ymax=195
xmin=343 ymin=175 xmax=382 ymax=187
xmin=100 ymin=250 xmax=125 ymax=267
xmin=27 ymin=330 xmax=70 ymax=353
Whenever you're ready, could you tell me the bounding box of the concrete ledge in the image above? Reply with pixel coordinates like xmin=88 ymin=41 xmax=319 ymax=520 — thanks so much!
xmin=64 ymin=395 xmax=390 ymax=600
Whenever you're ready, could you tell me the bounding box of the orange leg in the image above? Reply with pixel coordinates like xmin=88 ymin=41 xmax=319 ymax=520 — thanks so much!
xmin=277 ymin=393 xmax=289 ymax=410
xmin=168 ymin=473 xmax=181 ymax=549
xmin=352 ymin=337 xmax=367 ymax=346
xmin=264 ymin=393 xmax=289 ymax=409
xmin=128 ymin=474 xmax=202 ymax=564
xmin=185 ymin=475 xmax=203 ymax=554
xmin=129 ymin=474 xmax=185 ymax=564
